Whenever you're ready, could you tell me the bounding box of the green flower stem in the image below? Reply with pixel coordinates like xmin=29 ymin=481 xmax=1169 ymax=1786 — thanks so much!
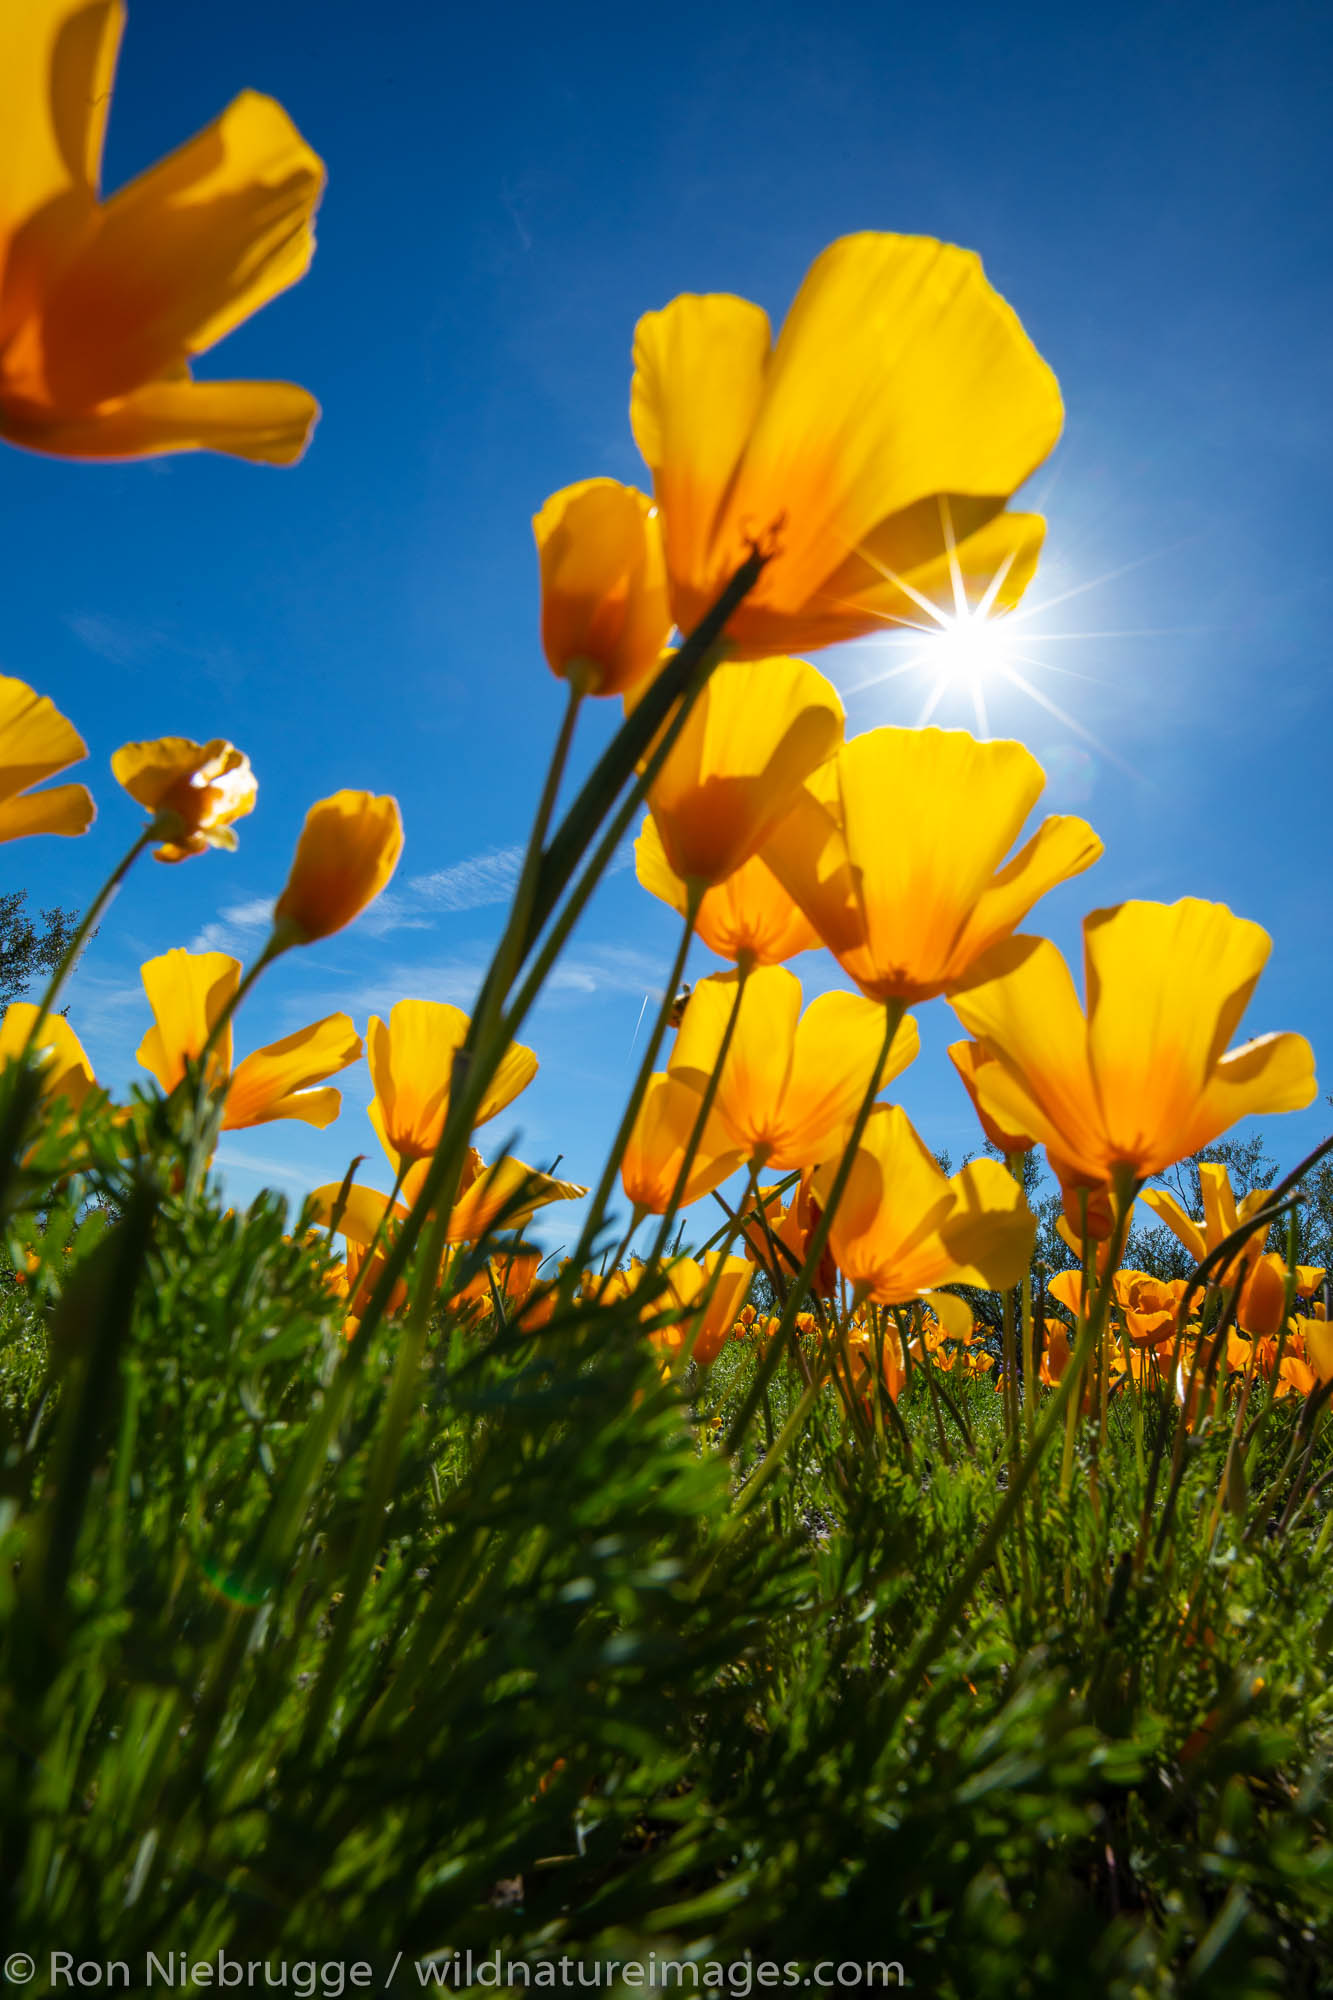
xmin=519 ymin=548 xmax=766 ymax=959
xmin=0 ymin=826 xmax=155 ymax=1207
xmin=647 ymin=950 xmax=753 ymax=1265
xmin=869 ymin=1166 xmax=1138 ymax=1739
xmin=726 ymin=998 xmax=905 ymax=1460
xmin=22 ymin=826 xmax=155 ymax=1057
xmin=563 ymin=890 xmax=701 ymax=1291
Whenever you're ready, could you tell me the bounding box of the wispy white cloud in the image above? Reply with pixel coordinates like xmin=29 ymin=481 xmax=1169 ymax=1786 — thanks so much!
xmin=190 ymin=897 xmax=274 ymax=956
xmin=66 ymin=612 xmax=161 ymax=665
xmin=190 ymin=832 xmax=636 ymax=960
xmin=334 ymin=943 xmax=665 ymax=1022
xmin=406 ymin=844 xmax=525 ymax=913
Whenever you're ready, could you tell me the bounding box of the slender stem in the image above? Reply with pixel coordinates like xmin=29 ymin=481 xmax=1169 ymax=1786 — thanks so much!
xmin=726 ymin=999 xmax=905 ymax=1458
xmin=871 ymin=1168 xmax=1138 ymax=1739
xmin=647 ymin=952 xmax=752 ymax=1263
xmin=21 ymin=826 xmax=155 ymax=1058
xmin=565 ymin=893 xmax=701 ymax=1286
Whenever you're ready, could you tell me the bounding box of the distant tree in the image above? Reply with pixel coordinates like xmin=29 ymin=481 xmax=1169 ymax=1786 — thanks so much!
xmin=0 ymin=891 xmax=83 ymax=1011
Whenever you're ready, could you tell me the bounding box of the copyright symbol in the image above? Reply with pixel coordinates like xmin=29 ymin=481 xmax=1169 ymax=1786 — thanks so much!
xmin=4 ymin=1957 xmax=35 ymax=1984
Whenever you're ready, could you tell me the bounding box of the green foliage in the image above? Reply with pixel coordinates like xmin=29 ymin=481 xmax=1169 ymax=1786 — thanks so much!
xmin=0 ymin=1088 xmax=1332 ymax=1995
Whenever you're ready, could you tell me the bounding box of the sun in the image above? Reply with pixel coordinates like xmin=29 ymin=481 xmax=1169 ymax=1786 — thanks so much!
xmin=924 ymin=610 xmax=1014 ymax=687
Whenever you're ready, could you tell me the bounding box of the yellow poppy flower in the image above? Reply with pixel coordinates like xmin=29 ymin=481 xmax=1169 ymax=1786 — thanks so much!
xmin=314 ymin=1151 xmax=585 ymax=1250
xmin=0 ymin=676 xmax=94 ymax=841
xmin=272 ymin=791 xmax=403 ymax=944
xmin=619 ymin=1072 xmax=746 ymax=1215
xmin=366 ymin=999 xmax=538 ymax=1171
xmin=633 ymin=654 xmax=844 ymax=889
xmin=635 ymin=811 xmax=819 ymax=965
xmin=816 ymin=1102 xmax=1036 ymax=1305
xmin=630 ymin=232 xmax=1061 ymax=654
xmin=111 ymin=737 xmax=256 ymax=861
xmin=137 ymin=947 xmax=360 ymax=1129
xmin=432 ymin=1154 xmax=585 ymax=1244
xmin=651 ymin=1253 xmax=753 ymax=1368
xmin=1139 ymin=1161 xmax=1272 ymax=1282
xmin=762 ymin=727 xmax=1102 ymax=1003
xmin=668 ymin=965 xmax=919 ymax=1171
xmin=533 ymin=479 xmax=672 ymax=697
xmin=949 ymin=900 xmax=1318 ymax=1199
xmin=947 ymin=1040 xmax=1035 ymax=1157
xmin=0 ymin=1002 xmax=97 ymax=1111
xmin=0 ymin=0 xmax=322 ymax=463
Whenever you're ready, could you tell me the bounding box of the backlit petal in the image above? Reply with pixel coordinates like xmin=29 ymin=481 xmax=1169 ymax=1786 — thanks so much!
xmin=773 ymin=991 xmax=917 ymax=1169
xmin=0 ymin=782 xmax=94 ymax=840
xmin=949 ymin=934 xmax=1106 ymax=1182
xmin=0 ymin=0 xmax=122 ymax=337
xmin=630 ymin=291 xmax=771 ymax=628
xmin=137 ymin=948 xmax=238 ymax=1091
xmin=1 ymin=374 xmax=320 ymax=463
xmin=945 ymin=813 xmax=1102 ymax=984
xmin=1177 ymin=1031 xmax=1317 ymax=1158
xmin=36 ymin=91 xmax=323 ymax=409
xmin=720 ymin=235 xmax=1063 ymax=611
xmin=223 ymin=1013 xmax=361 ymax=1130
xmin=1084 ymin=900 xmax=1273 ymax=1173
xmin=0 ymin=674 xmax=88 ymax=800
xmin=643 ymin=654 xmax=844 ymax=886
xmin=1138 ymin=1186 xmax=1207 ymax=1266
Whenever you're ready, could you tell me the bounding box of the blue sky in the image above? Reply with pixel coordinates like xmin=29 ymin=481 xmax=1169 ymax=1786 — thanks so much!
xmin=6 ymin=0 xmax=1331 ymax=1240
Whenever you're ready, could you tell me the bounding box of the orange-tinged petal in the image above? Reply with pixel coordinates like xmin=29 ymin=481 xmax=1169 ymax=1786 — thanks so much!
xmin=1138 ymin=1186 xmax=1207 ymax=1266
xmin=800 ymin=506 xmax=1047 ymax=653
xmin=724 ymin=236 xmax=1063 ymax=610
xmin=367 ymin=998 xmax=537 ymax=1165
xmin=669 ymin=966 xmax=800 ymax=1155
xmin=1176 ymin=1032 xmax=1317 ymax=1159
xmin=638 ymin=654 xmax=844 ymax=887
xmin=1306 ymin=1317 xmax=1333 ymax=1385
xmin=1084 ymin=900 xmax=1273 ymax=1173
xmin=1047 ymin=1268 xmax=1088 ymax=1318
xmin=949 ymin=935 xmax=1106 ymax=1182
xmin=534 ymin=479 xmax=671 ymax=697
xmin=445 ymin=1155 xmax=585 ymax=1243
xmin=633 ymin=238 xmax=1061 ymax=651
xmin=273 ymin=790 xmax=403 ymax=943
xmin=634 ymin=811 xmax=819 ymax=965
xmin=0 ymin=0 xmax=122 ymax=339
xmin=0 ymin=674 xmax=89 ymax=800
xmin=137 ymin=948 xmax=238 ymax=1091
xmin=671 ymin=965 xmax=916 ymax=1170
xmin=764 ymin=728 xmax=1093 ymax=1003
xmin=775 ymin=990 xmax=917 ymax=1168
xmin=819 ymin=1106 xmax=1035 ymax=1303
xmin=816 ymin=1103 xmax=954 ymax=1301
xmin=944 ymin=814 xmax=1102 ymax=982
xmin=929 ymin=1158 xmax=1037 ymax=1292
xmin=0 ymin=782 xmax=94 ymax=841
xmin=1 ymin=374 xmax=320 ymax=464
xmin=33 ymin=91 xmax=323 ymax=410
xmin=620 ymin=1071 xmax=745 ymax=1215
xmin=222 ymin=1013 xmax=361 ymax=1131
xmin=309 ymin=1181 xmax=410 ymax=1248
xmin=948 ymin=1040 xmax=1036 ymax=1157
xmin=112 ymin=736 xmax=256 ymax=859
xmin=1237 ymin=1254 xmax=1288 ymax=1340
xmin=629 ymin=290 xmax=771 ymax=627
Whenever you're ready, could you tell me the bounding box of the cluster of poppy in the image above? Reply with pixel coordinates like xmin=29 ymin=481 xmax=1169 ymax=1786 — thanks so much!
xmin=0 ymin=0 xmax=1322 ymax=1388
xmin=1037 ymin=1165 xmax=1329 ymax=1410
